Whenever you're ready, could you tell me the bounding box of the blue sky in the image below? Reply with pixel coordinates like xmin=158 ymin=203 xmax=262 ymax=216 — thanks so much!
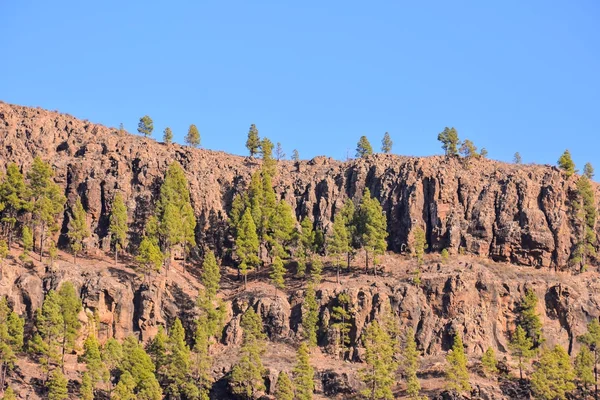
xmin=1 ymin=1 xmax=599 ymax=171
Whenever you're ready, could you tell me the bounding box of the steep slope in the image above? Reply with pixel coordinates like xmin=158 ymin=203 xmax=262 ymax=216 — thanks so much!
xmin=1 ymin=101 xmax=599 ymax=399
xmin=1 ymin=101 xmax=598 ymax=268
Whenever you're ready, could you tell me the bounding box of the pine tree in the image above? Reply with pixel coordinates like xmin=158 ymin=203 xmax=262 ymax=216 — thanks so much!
xmin=441 ymin=248 xmax=449 ymax=264
xmin=573 ymin=175 xmax=597 ymax=271
xmin=155 ymin=162 xmax=196 ymax=269
xmin=275 ymin=142 xmax=286 ymax=161
xmin=191 ymin=313 xmax=213 ymax=397
xmin=578 ymin=319 xmax=600 ymax=399
xmin=356 ymin=136 xmax=373 ymax=158
xmin=480 ymin=148 xmax=488 ymax=158
xmin=81 ymin=371 xmax=94 ymax=400
xmin=67 ymin=198 xmax=90 ymax=263
xmin=138 ymin=116 xmax=154 ymax=137
xmin=584 ymin=162 xmax=595 ymax=180
xmin=481 ymin=347 xmax=498 ymax=376
xmin=31 ymin=290 xmax=64 ymax=377
xmin=230 ymin=308 xmax=266 ymax=399
xmin=136 ymin=236 xmax=163 ymax=282
xmin=47 ymin=369 xmax=69 ymax=400
xmin=246 ymin=124 xmax=261 ymax=157
xmin=147 ymin=326 xmax=168 ymax=377
xmin=165 ymin=318 xmax=198 ymax=399
xmin=403 ymin=328 xmax=421 ymax=399
xmin=0 ymin=240 xmax=7 ymax=259
xmin=330 ymin=293 xmax=351 ymax=359
xmin=292 ymin=149 xmax=300 ymax=162
xmin=0 ymin=298 xmax=24 ymax=392
xmin=2 ymin=387 xmax=16 ymax=400
xmin=202 ymin=251 xmax=221 ymax=300
xmin=120 ymin=336 xmax=162 ymax=400
xmin=268 ymin=200 xmax=296 ymax=259
xmin=48 ymin=241 xmax=58 ymax=267
xmin=459 ymin=139 xmax=478 ymax=159
xmin=558 ymin=150 xmax=576 ymax=177
xmin=413 ymin=226 xmax=427 ymax=265
xmin=303 ymin=284 xmax=319 ymax=347
xmin=27 ymin=157 xmax=66 ymax=261
xmin=0 ymin=163 xmax=30 ymax=245
xmin=260 ymin=137 xmax=277 ymax=178
xmin=109 ymin=192 xmax=128 ymax=265
xmin=518 ymin=289 xmax=544 ymax=347
xmin=309 ymin=256 xmax=323 ymax=285
xmin=327 ymin=209 xmax=351 ymax=283
xmin=297 ymin=218 xmax=316 ymax=277
xmin=185 ymin=124 xmax=201 ymax=147
xmin=236 ymin=209 xmax=260 ymax=288
xmin=381 ymin=132 xmax=393 ymax=153
xmin=293 ymin=343 xmax=314 ymax=400
xmin=275 ymin=371 xmax=294 ymax=400
xmin=21 ymin=225 xmax=33 ymax=257
xmin=509 ymin=325 xmax=534 ymax=380
xmin=356 ymin=189 xmax=388 ymax=273
xmin=437 ymin=127 xmax=460 ymax=156
xmin=360 ymin=320 xmax=396 ymax=400
xmin=82 ymin=334 xmax=104 ymax=390
xmin=575 ymin=346 xmax=595 ymax=395
xmin=445 ymin=333 xmax=471 ymax=394
xmin=163 ymin=127 xmax=173 ymax=144
xmin=101 ymin=338 xmax=122 ymax=394
xmin=57 ymin=282 xmax=83 ymax=371
xmin=270 ymin=256 xmax=286 ymax=296
xmin=112 ymin=370 xmax=136 ymax=400
xmin=196 ymin=288 xmax=226 ymax=340
xmin=514 ymin=152 xmax=522 ymax=164
xmin=531 ymin=345 xmax=575 ymax=400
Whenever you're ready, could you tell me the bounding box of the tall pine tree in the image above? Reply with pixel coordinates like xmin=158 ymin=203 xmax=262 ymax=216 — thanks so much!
xmin=185 ymin=124 xmax=201 ymax=147
xmin=531 ymin=345 xmax=575 ymax=400
xmin=230 ymin=308 xmax=266 ymax=399
xmin=109 ymin=192 xmax=128 ymax=265
xmin=0 ymin=298 xmax=24 ymax=393
xmin=27 ymin=157 xmax=66 ymax=261
xmin=356 ymin=189 xmax=388 ymax=274
xmin=445 ymin=332 xmax=471 ymax=394
xmin=293 ymin=343 xmax=314 ymax=400
xmin=67 ymin=198 xmax=90 ymax=263
xmin=360 ymin=320 xmax=396 ymax=400
xmin=246 ymin=124 xmax=260 ymax=157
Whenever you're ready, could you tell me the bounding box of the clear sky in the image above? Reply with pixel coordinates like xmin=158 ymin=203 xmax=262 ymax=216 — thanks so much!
xmin=2 ymin=1 xmax=599 ymax=171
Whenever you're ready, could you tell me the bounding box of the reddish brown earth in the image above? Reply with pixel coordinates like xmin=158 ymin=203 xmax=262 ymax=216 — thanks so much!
xmin=0 ymin=101 xmax=599 ymax=399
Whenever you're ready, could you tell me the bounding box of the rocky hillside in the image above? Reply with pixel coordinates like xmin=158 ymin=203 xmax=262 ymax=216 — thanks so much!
xmin=1 ymin=102 xmax=598 ymax=268
xmin=1 ymin=101 xmax=599 ymax=399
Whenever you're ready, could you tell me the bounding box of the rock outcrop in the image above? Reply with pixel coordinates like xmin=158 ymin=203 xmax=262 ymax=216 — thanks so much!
xmin=1 ymin=101 xmax=600 ymax=399
xmin=1 ymin=102 xmax=598 ymax=271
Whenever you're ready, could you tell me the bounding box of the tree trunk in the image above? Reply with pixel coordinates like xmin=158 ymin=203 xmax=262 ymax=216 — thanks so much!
xmin=336 ymin=263 xmax=340 ymax=284
xmin=62 ymin=322 xmax=67 ymax=373
xmin=244 ymin=274 xmax=247 ymax=289
xmin=595 ymin=351 xmax=598 ymax=400
xmin=365 ymin=249 xmax=369 ymax=273
xmin=519 ymin=355 xmax=523 ymax=380
xmin=40 ymin=226 xmax=45 ymax=262
xmin=115 ymin=246 xmax=118 ymax=265
xmin=347 ymin=251 xmax=351 ymax=271
xmin=0 ymin=362 xmax=6 ymax=395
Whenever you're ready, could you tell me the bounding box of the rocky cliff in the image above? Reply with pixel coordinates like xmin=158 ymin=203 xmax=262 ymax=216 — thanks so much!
xmin=1 ymin=101 xmax=599 ymax=399
xmin=1 ymin=102 xmax=598 ymax=269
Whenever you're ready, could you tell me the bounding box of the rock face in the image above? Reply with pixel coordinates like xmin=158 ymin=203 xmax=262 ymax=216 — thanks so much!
xmin=1 ymin=102 xmax=598 ymax=270
xmin=1 ymin=102 xmax=600 ymax=399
